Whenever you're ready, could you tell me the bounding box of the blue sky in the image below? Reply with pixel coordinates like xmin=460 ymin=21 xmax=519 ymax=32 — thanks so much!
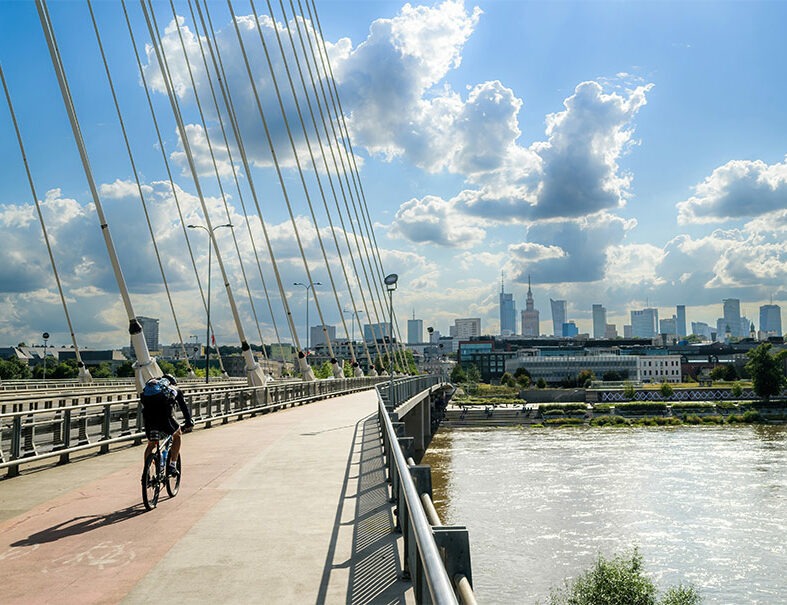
xmin=1 ymin=0 xmax=787 ymax=349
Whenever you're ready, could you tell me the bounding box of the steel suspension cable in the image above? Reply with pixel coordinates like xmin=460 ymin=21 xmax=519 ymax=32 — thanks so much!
xmin=198 ymin=0 xmax=303 ymax=361
xmin=263 ymin=0 xmax=364 ymax=371
xmin=141 ymin=0 xmax=265 ymax=384
xmin=120 ymin=0 xmax=228 ymax=376
xmin=184 ymin=0 xmax=285 ymax=362
xmin=87 ymin=0 xmax=196 ymax=374
xmin=277 ymin=0 xmax=378 ymax=371
xmin=241 ymin=0 xmax=339 ymax=364
xmin=35 ymin=0 xmax=161 ymax=387
xmin=164 ymin=0 xmax=268 ymax=361
xmin=0 ymin=65 xmax=92 ymax=382
xmin=304 ymin=0 xmax=409 ymax=370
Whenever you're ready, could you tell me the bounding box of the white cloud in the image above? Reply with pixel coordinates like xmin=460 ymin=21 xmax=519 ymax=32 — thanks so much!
xmin=677 ymin=157 xmax=787 ymax=224
xmin=389 ymin=194 xmax=486 ymax=248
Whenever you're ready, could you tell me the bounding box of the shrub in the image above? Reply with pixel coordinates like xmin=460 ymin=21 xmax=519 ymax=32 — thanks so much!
xmin=731 ymin=382 xmax=743 ymax=397
xmin=544 ymin=417 xmax=584 ymax=426
xmin=743 ymin=410 xmax=761 ymax=422
xmin=590 ymin=415 xmax=629 ymax=427
xmin=593 ymin=404 xmax=614 ymax=412
xmin=616 ymin=403 xmax=668 ymax=412
xmin=660 ymin=382 xmax=674 ymax=398
xmin=547 ymin=548 xmax=701 ymax=605
xmin=540 ymin=403 xmax=587 ymax=412
xmin=683 ymin=414 xmax=702 ymax=425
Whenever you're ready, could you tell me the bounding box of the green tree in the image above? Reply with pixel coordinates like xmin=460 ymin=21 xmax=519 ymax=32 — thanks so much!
xmin=745 ymin=343 xmax=786 ymax=401
xmin=623 ymin=381 xmax=637 ymax=400
xmin=547 ymin=549 xmax=701 ymax=605
xmin=577 ymin=369 xmax=595 ymax=387
xmin=158 ymin=359 xmax=176 ymax=376
xmin=602 ymin=370 xmax=623 ymax=382
xmin=313 ymin=360 xmax=334 ymax=379
xmin=710 ymin=364 xmax=737 ymax=382
xmin=464 ymin=363 xmax=481 ymax=383
xmin=536 ymin=377 xmax=547 ymax=389
xmin=89 ymin=362 xmax=113 ymax=378
xmin=0 ymin=357 xmax=32 ymax=379
xmin=115 ymin=360 xmax=135 ymax=378
xmin=731 ymin=381 xmax=743 ymax=398
xmin=450 ymin=364 xmax=466 ymax=383
xmin=660 ymin=382 xmax=674 ymax=398
xmin=500 ymin=372 xmax=517 ymax=388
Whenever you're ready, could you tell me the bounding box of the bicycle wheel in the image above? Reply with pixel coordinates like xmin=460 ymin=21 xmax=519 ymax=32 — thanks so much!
xmin=142 ymin=453 xmax=161 ymax=510
xmin=166 ymin=453 xmax=181 ymax=497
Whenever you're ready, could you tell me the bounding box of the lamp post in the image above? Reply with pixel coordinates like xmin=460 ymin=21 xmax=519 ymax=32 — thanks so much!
xmin=343 ymin=308 xmax=364 ymax=345
xmin=189 ymin=223 xmax=232 ymax=383
xmin=384 ymin=274 xmax=398 ymax=405
xmin=293 ymin=281 xmax=321 ymax=350
xmin=42 ymin=331 xmax=49 ymax=381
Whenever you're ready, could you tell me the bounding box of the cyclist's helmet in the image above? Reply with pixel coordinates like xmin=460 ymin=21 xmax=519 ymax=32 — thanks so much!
xmin=162 ymin=373 xmax=177 ymax=386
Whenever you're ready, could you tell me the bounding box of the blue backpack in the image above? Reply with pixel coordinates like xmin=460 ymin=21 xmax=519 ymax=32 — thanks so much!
xmin=142 ymin=378 xmax=174 ymax=410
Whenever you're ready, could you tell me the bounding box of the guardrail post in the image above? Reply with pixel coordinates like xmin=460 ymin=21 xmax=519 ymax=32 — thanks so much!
xmin=59 ymin=408 xmax=72 ymax=465
xmin=9 ymin=415 xmax=22 ymax=477
xmin=410 ymin=464 xmax=433 ymax=499
xmin=100 ymin=404 xmax=111 ymax=454
xmin=76 ymin=408 xmax=89 ymax=446
xmin=433 ymin=526 xmax=474 ymax=590
xmin=222 ymin=393 xmax=230 ymax=424
xmin=22 ymin=413 xmax=37 ymax=458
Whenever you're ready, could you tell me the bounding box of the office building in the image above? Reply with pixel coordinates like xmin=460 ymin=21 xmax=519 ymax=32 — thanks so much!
xmin=135 ymin=316 xmax=160 ymax=353
xmin=499 ymin=277 xmax=516 ymax=336
xmin=604 ymin=324 xmax=618 ymax=339
xmin=562 ymin=321 xmax=578 ymax=337
xmin=364 ymin=322 xmax=391 ymax=342
xmin=722 ymin=298 xmax=742 ymax=338
xmin=452 ymin=318 xmax=482 ymax=339
xmin=759 ymin=304 xmax=782 ymax=336
xmin=691 ymin=321 xmax=713 ymax=340
xmin=630 ymin=308 xmax=659 ymax=339
xmin=676 ymin=305 xmax=687 ymax=338
xmin=310 ymin=324 xmax=336 ymax=348
xmin=659 ymin=317 xmax=678 ymax=343
xmin=407 ymin=316 xmax=423 ymax=344
xmin=592 ymin=304 xmax=607 ymax=339
xmin=550 ymin=299 xmax=567 ymax=337
xmin=521 ymin=276 xmax=540 ymax=336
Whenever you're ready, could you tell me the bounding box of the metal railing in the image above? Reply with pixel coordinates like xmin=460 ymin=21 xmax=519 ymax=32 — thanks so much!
xmin=0 ymin=376 xmax=386 ymax=478
xmin=376 ymin=377 xmax=476 ymax=605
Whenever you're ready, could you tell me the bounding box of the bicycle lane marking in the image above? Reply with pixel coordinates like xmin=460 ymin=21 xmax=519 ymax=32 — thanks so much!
xmin=0 ymin=409 xmax=295 ymax=605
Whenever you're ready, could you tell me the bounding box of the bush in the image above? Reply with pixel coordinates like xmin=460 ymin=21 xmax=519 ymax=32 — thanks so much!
xmin=660 ymin=382 xmax=674 ymax=398
xmin=731 ymin=382 xmax=743 ymax=397
xmin=616 ymin=403 xmax=668 ymax=413
xmin=590 ymin=415 xmax=629 ymax=427
xmin=540 ymin=403 xmax=587 ymax=412
xmin=547 ymin=548 xmax=701 ymax=605
xmin=544 ymin=417 xmax=584 ymax=426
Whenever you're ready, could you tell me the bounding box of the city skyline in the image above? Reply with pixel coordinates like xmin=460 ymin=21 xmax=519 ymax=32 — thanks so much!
xmin=1 ymin=1 xmax=786 ymax=349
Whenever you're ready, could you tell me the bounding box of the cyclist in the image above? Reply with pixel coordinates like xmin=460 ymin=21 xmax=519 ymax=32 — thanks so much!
xmin=141 ymin=374 xmax=194 ymax=476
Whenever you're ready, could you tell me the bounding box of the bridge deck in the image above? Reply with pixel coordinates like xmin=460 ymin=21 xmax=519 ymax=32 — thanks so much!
xmin=0 ymin=390 xmax=412 ymax=604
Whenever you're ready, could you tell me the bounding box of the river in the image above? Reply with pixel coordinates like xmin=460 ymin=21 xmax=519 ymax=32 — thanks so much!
xmin=422 ymin=425 xmax=787 ymax=604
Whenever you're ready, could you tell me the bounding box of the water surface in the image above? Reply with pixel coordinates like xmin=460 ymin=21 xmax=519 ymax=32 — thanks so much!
xmin=423 ymin=425 xmax=787 ymax=604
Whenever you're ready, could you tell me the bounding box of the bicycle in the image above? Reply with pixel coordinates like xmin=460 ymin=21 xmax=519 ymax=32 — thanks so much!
xmin=141 ymin=429 xmax=182 ymax=510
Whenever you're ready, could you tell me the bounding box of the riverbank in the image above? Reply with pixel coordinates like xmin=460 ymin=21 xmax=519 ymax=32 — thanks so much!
xmin=442 ymin=400 xmax=787 ymax=427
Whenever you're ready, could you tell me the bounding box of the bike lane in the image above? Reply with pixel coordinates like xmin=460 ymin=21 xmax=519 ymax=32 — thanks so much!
xmin=0 ymin=390 xmax=385 ymax=604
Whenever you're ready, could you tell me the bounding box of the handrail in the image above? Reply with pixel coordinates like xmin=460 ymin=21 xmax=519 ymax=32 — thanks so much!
xmin=0 ymin=376 xmax=387 ymax=477
xmin=377 ymin=377 xmax=459 ymax=605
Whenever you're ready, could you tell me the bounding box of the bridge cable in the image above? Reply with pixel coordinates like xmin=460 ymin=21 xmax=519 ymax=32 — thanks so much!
xmin=120 ymin=0 xmax=229 ymax=376
xmin=184 ymin=0 xmax=286 ymax=363
xmin=296 ymin=0 xmax=400 ymax=371
xmin=87 ymin=0 xmax=197 ymax=375
xmin=35 ymin=0 xmax=159 ymax=380
xmin=239 ymin=0 xmax=342 ymax=366
xmin=162 ymin=0 xmax=270 ymax=363
xmin=304 ymin=0 xmax=406 ymax=369
xmin=262 ymin=0 xmax=373 ymax=373
xmin=141 ymin=0 xmax=264 ymax=383
xmin=0 ymin=65 xmax=93 ymax=382
xmin=198 ymin=0 xmax=305 ymax=365
xmin=277 ymin=0 xmax=378 ymax=372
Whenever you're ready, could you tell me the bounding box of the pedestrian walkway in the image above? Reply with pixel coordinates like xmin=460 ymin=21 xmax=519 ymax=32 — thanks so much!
xmin=0 ymin=390 xmax=412 ymax=604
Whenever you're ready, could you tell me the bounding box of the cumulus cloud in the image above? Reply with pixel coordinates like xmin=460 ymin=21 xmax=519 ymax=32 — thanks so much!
xmin=389 ymin=195 xmax=486 ymax=248
xmin=677 ymin=157 xmax=787 ymax=224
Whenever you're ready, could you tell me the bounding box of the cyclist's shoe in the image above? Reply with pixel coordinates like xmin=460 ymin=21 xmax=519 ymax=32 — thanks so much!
xmin=167 ymin=463 xmax=179 ymax=477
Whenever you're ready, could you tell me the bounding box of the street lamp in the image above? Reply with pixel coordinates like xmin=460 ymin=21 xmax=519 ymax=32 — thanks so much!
xmin=42 ymin=331 xmax=49 ymax=381
xmin=384 ymin=274 xmax=398 ymax=404
xmin=343 ymin=308 xmax=364 ymax=344
xmin=188 ymin=223 xmax=233 ymax=383
xmin=294 ymin=281 xmax=321 ymax=350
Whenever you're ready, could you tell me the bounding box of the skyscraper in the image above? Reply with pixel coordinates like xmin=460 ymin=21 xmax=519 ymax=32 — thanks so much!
xmin=499 ymin=275 xmax=516 ymax=335
xmin=407 ymin=313 xmax=423 ymax=344
xmin=521 ymin=276 xmax=540 ymax=336
xmin=722 ymin=298 xmax=742 ymax=338
xmin=630 ymin=308 xmax=659 ymax=338
xmin=676 ymin=305 xmax=687 ymax=338
xmin=453 ymin=318 xmax=482 ymax=338
xmin=550 ymin=299 xmax=567 ymax=337
xmin=135 ymin=316 xmax=160 ymax=353
xmin=592 ymin=304 xmax=607 ymax=339
xmin=759 ymin=304 xmax=782 ymax=336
